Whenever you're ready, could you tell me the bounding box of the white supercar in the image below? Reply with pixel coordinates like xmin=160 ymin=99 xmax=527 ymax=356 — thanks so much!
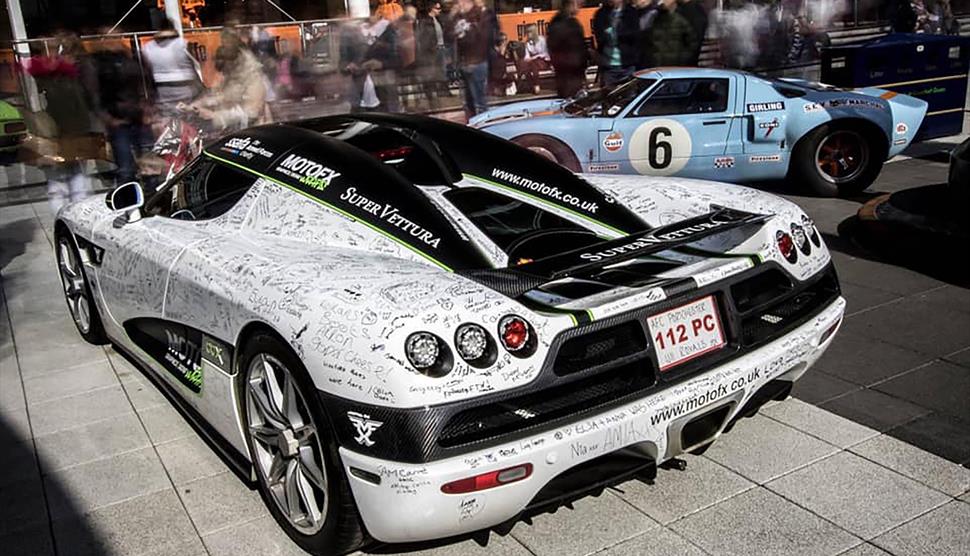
xmin=55 ymin=114 xmax=845 ymax=554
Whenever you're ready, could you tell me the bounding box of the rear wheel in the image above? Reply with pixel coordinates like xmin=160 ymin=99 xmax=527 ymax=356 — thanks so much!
xmin=512 ymin=134 xmax=582 ymax=172
xmin=240 ymin=333 xmax=365 ymax=555
xmin=55 ymin=232 xmax=107 ymax=345
xmin=791 ymin=123 xmax=883 ymax=196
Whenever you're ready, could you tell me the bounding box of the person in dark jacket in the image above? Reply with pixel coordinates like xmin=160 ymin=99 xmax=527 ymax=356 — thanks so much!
xmin=91 ymin=35 xmax=149 ymax=185
xmin=889 ymin=0 xmax=917 ymax=33
xmin=448 ymin=0 xmax=491 ymax=118
xmin=592 ymin=0 xmax=639 ymax=86
xmin=415 ymin=2 xmax=447 ymax=108
xmin=677 ymin=0 xmax=707 ymax=66
xmin=642 ymin=0 xmax=697 ymax=67
xmin=547 ymin=0 xmax=589 ymax=98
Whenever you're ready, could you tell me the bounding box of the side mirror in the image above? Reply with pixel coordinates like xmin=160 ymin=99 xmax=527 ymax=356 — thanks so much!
xmin=107 ymin=181 xmax=145 ymax=225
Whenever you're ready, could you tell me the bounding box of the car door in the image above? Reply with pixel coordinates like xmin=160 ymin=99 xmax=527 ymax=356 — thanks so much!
xmin=94 ymin=157 xmax=257 ymax=397
xmin=598 ymin=77 xmax=738 ymax=177
xmin=93 ymin=160 xmax=215 ymax=329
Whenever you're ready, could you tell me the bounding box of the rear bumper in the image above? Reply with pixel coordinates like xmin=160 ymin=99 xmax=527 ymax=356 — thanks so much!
xmin=340 ymin=296 xmax=845 ymax=543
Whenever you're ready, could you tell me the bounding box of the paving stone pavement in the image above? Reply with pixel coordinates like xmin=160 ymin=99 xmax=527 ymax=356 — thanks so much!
xmin=2 ymin=153 xmax=970 ymax=556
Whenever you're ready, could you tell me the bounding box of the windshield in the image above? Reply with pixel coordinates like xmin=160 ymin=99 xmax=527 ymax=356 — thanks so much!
xmin=563 ymin=78 xmax=656 ymax=117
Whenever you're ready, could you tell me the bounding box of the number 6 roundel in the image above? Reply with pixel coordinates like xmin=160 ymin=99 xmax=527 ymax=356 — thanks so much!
xmin=629 ymin=119 xmax=692 ymax=176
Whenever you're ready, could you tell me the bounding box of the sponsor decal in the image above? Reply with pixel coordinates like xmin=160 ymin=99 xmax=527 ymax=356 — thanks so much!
xmin=603 ymin=131 xmax=624 ymax=152
xmin=275 ymin=154 xmax=342 ymax=191
xmin=749 ymin=154 xmax=782 ymax=163
xmin=894 ymin=138 xmax=907 ymax=145
xmin=747 ymin=101 xmax=785 ymax=113
xmin=339 ymin=187 xmax=442 ymax=248
xmin=759 ymin=118 xmax=781 ymax=137
xmin=649 ymin=368 xmax=763 ymax=426
xmin=575 ymin=209 xmax=762 ymax=264
xmin=714 ymin=156 xmax=735 ymax=169
xmin=630 ymin=119 xmax=692 ymax=176
xmin=347 ymin=411 xmax=383 ymax=447
xmin=823 ymin=97 xmax=885 ymax=110
xmin=202 ymin=336 xmax=230 ymax=373
xmin=220 ymin=136 xmax=274 ymax=161
xmin=164 ymin=329 xmax=204 ymax=394
xmin=803 ymin=102 xmax=823 ymax=113
xmin=895 ymin=122 xmax=908 ymax=135
xmin=588 ymin=163 xmax=620 ymax=172
xmin=489 ymin=168 xmax=600 ymax=214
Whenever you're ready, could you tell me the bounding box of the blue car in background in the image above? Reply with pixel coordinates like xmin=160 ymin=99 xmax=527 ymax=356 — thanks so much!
xmin=470 ymin=68 xmax=928 ymax=196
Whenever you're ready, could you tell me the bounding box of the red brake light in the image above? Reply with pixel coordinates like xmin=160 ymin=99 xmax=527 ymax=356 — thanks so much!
xmin=499 ymin=316 xmax=530 ymax=352
xmin=776 ymin=230 xmax=797 ymax=263
xmin=441 ymin=463 xmax=533 ymax=494
xmin=372 ymin=146 xmax=413 ymax=160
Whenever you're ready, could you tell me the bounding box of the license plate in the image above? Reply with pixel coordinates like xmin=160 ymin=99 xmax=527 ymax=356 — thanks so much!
xmin=647 ymin=295 xmax=726 ymax=371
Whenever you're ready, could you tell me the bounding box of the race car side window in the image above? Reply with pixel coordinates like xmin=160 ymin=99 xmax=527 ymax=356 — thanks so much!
xmin=632 ymin=78 xmax=729 ymax=117
xmin=146 ymin=160 xmax=257 ymax=221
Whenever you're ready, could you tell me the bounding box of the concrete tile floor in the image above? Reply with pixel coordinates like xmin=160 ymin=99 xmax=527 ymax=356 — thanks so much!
xmin=2 ymin=154 xmax=970 ymax=555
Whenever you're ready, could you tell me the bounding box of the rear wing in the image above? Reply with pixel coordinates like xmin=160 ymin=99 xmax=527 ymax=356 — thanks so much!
xmin=462 ymin=207 xmax=771 ymax=298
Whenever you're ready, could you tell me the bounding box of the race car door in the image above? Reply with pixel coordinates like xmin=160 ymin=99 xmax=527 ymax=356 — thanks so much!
xmin=94 ymin=157 xmax=257 ymax=397
xmin=93 ymin=159 xmax=219 ymax=329
xmin=598 ymin=76 xmax=739 ymax=176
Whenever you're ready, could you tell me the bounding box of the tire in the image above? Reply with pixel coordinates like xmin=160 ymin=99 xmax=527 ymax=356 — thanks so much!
xmin=239 ymin=332 xmax=366 ymax=555
xmin=791 ymin=123 xmax=884 ymax=197
xmin=512 ymin=134 xmax=582 ymax=172
xmin=55 ymin=231 xmax=107 ymax=345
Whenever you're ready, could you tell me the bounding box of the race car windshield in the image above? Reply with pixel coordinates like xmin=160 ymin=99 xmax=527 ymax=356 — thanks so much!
xmin=444 ymin=187 xmax=601 ymax=261
xmin=563 ymin=78 xmax=656 ymax=117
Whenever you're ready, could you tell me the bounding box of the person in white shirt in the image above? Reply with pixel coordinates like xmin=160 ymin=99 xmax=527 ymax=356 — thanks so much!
xmin=141 ymin=19 xmax=203 ymax=113
xmin=519 ymin=24 xmax=550 ymax=94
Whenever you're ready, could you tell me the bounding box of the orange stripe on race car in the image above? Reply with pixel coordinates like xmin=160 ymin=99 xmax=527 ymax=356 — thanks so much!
xmin=530 ymin=109 xmax=561 ymax=117
xmin=880 ymin=91 xmax=898 ymax=100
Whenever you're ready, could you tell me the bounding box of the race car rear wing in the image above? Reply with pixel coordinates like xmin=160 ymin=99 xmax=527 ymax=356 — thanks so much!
xmin=461 ymin=207 xmax=771 ymax=298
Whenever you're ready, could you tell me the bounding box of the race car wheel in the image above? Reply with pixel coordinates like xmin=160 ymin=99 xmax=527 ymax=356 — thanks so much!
xmin=793 ymin=123 xmax=881 ymax=196
xmin=240 ymin=333 xmax=365 ymax=555
xmin=512 ymin=134 xmax=582 ymax=172
xmin=55 ymin=233 xmax=107 ymax=345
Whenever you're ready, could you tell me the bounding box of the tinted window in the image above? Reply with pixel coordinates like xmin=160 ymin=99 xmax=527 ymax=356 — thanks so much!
xmin=634 ymin=78 xmax=729 ymax=117
xmin=146 ymin=160 xmax=256 ymax=221
xmin=564 ymin=78 xmax=656 ymax=117
xmin=444 ymin=187 xmax=600 ymax=262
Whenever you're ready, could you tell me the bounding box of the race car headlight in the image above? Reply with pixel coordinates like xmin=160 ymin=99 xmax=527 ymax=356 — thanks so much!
xmin=498 ymin=315 xmax=537 ymax=357
xmin=776 ymin=230 xmax=798 ymax=263
xmin=405 ymin=332 xmax=452 ymax=376
xmin=455 ymin=323 xmax=495 ymax=365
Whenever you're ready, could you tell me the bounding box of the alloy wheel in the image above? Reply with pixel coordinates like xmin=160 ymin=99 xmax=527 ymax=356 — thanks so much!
xmin=246 ymin=354 xmax=329 ymax=534
xmin=57 ymin=239 xmax=91 ymax=334
xmin=815 ymin=130 xmax=869 ymax=185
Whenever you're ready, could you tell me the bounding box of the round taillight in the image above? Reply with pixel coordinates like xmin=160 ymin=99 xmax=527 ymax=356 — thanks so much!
xmin=499 ymin=315 xmax=531 ymax=353
xmin=776 ymin=230 xmax=798 ymax=263
xmin=455 ymin=323 xmax=488 ymax=361
xmin=791 ymin=223 xmax=811 ymax=255
xmin=405 ymin=332 xmax=441 ymax=370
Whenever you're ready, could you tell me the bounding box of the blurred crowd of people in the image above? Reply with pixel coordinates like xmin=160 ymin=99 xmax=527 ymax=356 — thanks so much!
xmin=337 ymin=0 xmax=708 ymax=116
xmin=891 ymin=0 xmax=962 ymax=35
xmin=22 ymin=19 xmax=282 ymax=212
xmin=14 ymin=0 xmax=967 ymax=212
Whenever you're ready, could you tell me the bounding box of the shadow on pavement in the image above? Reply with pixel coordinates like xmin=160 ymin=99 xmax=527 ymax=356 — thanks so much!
xmin=0 ymin=413 xmax=104 ymax=555
xmin=0 ymin=220 xmax=33 ymax=271
xmin=827 ymin=218 xmax=970 ymax=288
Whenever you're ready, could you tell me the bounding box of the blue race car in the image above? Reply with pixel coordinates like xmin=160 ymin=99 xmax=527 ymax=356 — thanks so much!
xmin=470 ymin=68 xmax=928 ymax=196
